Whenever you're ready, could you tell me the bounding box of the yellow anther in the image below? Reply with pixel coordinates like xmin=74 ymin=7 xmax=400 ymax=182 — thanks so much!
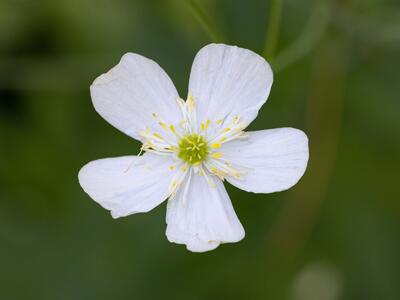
xmin=219 ymin=137 xmax=227 ymax=142
xmin=209 ymin=167 xmax=225 ymax=180
xmin=169 ymin=166 xmax=175 ymax=171
xmin=210 ymin=143 xmax=221 ymax=149
xmin=153 ymin=133 xmax=163 ymax=140
xmin=146 ymin=140 xmax=155 ymax=148
xmin=159 ymin=122 xmax=168 ymax=129
xmin=210 ymin=166 xmax=219 ymax=173
xmin=217 ymin=119 xmax=223 ymax=125
xmin=169 ymin=125 xmax=176 ymax=133
xmin=223 ymin=127 xmax=231 ymax=132
xmin=187 ymin=93 xmax=196 ymax=109
xmin=182 ymin=164 xmax=188 ymax=172
xmin=211 ymin=152 xmax=222 ymax=159
xmin=200 ymin=120 xmax=210 ymax=131
xmin=233 ymin=171 xmax=241 ymax=178
xmin=234 ymin=125 xmax=245 ymax=132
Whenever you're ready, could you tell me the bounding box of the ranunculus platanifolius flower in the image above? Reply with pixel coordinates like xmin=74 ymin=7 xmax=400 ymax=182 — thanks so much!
xmin=78 ymin=44 xmax=309 ymax=252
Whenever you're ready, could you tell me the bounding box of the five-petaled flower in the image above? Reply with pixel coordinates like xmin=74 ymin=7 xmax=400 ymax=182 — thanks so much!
xmin=78 ymin=44 xmax=309 ymax=252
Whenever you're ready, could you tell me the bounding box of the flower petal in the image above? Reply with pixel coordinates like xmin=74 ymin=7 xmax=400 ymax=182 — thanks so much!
xmin=78 ymin=153 xmax=176 ymax=218
xmin=188 ymin=43 xmax=273 ymax=126
xmin=221 ymin=128 xmax=309 ymax=193
xmin=90 ymin=53 xmax=182 ymax=141
xmin=166 ymin=171 xmax=244 ymax=252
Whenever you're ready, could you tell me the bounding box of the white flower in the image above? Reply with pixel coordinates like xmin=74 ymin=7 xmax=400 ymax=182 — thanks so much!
xmin=78 ymin=43 xmax=309 ymax=252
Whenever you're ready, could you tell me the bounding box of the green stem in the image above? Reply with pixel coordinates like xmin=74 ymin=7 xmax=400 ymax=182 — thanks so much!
xmin=272 ymin=0 xmax=332 ymax=72
xmin=186 ymin=0 xmax=223 ymax=43
xmin=264 ymin=0 xmax=284 ymax=61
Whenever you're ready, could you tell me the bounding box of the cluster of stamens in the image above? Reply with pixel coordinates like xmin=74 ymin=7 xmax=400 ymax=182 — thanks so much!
xmin=138 ymin=94 xmax=248 ymax=195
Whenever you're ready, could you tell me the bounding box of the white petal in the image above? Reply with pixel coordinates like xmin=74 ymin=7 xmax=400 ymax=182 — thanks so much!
xmin=90 ymin=53 xmax=182 ymax=141
xmin=166 ymin=171 xmax=244 ymax=252
xmin=188 ymin=43 xmax=273 ymax=126
xmin=78 ymin=153 xmax=176 ymax=218
xmin=221 ymin=128 xmax=309 ymax=193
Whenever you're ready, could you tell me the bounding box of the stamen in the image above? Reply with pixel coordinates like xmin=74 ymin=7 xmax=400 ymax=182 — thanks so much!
xmin=202 ymin=168 xmax=216 ymax=188
xmin=187 ymin=93 xmax=195 ymax=109
xmin=211 ymin=152 xmax=222 ymax=159
xmin=206 ymin=159 xmax=244 ymax=179
xmin=167 ymin=163 xmax=189 ymax=198
xmin=143 ymin=100 xmax=249 ymax=183
xmin=180 ymin=168 xmax=192 ymax=206
xmin=153 ymin=133 xmax=163 ymax=140
xmin=159 ymin=122 xmax=168 ymax=129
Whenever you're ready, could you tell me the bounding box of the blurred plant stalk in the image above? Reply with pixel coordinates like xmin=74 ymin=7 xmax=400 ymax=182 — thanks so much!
xmin=262 ymin=33 xmax=351 ymax=297
xmin=272 ymin=0 xmax=333 ymax=72
xmin=185 ymin=0 xmax=224 ymax=43
xmin=263 ymin=0 xmax=284 ymax=62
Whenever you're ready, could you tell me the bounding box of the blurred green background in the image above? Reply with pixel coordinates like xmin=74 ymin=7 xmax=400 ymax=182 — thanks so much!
xmin=1 ymin=0 xmax=399 ymax=299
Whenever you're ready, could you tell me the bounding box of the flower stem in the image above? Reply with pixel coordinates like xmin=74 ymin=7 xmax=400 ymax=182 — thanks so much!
xmin=263 ymin=0 xmax=284 ymax=62
xmin=186 ymin=0 xmax=223 ymax=43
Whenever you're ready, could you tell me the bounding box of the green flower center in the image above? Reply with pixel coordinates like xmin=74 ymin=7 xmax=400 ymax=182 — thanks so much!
xmin=178 ymin=134 xmax=209 ymax=165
